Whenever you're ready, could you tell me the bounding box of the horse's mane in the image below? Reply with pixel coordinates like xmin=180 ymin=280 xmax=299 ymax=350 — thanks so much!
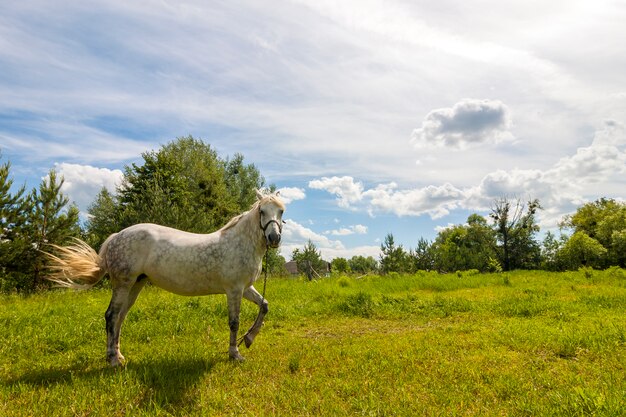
xmin=219 ymin=194 xmax=285 ymax=232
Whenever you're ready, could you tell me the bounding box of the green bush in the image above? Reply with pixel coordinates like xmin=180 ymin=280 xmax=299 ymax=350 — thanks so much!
xmin=336 ymin=292 xmax=375 ymax=318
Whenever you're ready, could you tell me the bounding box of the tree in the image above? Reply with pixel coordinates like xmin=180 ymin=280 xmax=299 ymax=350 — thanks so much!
xmin=464 ymin=214 xmax=498 ymax=270
xmin=409 ymin=237 xmax=434 ymax=271
xmin=490 ymin=197 xmax=541 ymax=271
xmin=29 ymin=169 xmax=81 ymax=290
xmin=118 ymin=136 xmax=234 ymax=231
xmin=0 ymin=165 xmax=80 ymax=292
xmin=430 ymin=214 xmax=497 ymax=272
xmin=431 ymin=226 xmax=468 ymax=273
xmin=224 ymin=153 xmax=265 ymax=211
xmin=87 ymin=136 xmax=265 ymax=248
xmin=540 ymin=231 xmax=567 ymax=271
xmin=563 ymin=198 xmax=617 ymax=241
xmin=0 ymin=159 xmax=33 ymax=291
xmin=85 ymin=187 xmax=118 ymax=249
xmin=291 ymin=240 xmax=327 ymax=280
xmin=0 ymin=159 xmax=28 ymax=235
xmin=264 ymin=248 xmax=288 ymax=277
xmin=610 ymin=229 xmax=626 ymax=267
xmin=594 ymin=206 xmax=626 ymax=265
xmin=331 ymin=257 xmax=350 ymax=274
xmin=557 ymin=231 xmax=607 ymax=270
xmin=563 ymin=198 xmax=626 ymax=267
xmin=379 ymin=233 xmax=409 ymax=274
xmin=348 ymin=255 xmax=378 ymax=274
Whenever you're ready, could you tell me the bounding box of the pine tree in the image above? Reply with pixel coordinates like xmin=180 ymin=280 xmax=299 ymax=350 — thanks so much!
xmin=0 ymin=159 xmax=33 ymax=291
xmin=379 ymin=233 xmax=408 ymax=274
xmin=410 ymin=237 xmax=434 ymax=272
xmin=85 ymin=187 xmax=118 ymax=249
xmin=291 ymin=240 xmax=327 ymax=280
xmin=0 ymin=160 xmax=28 ymax=244
xmin=28 ymin=169 xmax=80 ymax=290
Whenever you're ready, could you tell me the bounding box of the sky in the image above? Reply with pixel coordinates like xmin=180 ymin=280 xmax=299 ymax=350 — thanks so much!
xmin=1 ymin=0 xmax=625 ymax=261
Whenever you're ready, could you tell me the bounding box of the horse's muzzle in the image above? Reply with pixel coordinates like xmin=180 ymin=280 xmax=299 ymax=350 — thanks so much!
xmin=267 ymin=231 xmax=281 ymax=248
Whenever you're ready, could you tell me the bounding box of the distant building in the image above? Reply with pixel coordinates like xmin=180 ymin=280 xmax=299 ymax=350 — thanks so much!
xmin=283 ymin=260 xmax=331 ymax=278
xmin=284 ymin=261 xmax=299 ymax=275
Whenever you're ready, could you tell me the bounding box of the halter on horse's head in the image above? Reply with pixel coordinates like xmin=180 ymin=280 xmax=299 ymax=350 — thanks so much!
xmin=256 ymin=190 xmax=286 ymax=249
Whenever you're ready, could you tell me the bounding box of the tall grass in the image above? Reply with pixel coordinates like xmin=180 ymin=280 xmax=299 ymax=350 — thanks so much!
xmin=1 ymin=269 xmax=625 ymax=416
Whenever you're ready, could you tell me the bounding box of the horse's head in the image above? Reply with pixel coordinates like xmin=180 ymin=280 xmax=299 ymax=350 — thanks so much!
xmin=256 ymin=190 xmax=286 ymax=249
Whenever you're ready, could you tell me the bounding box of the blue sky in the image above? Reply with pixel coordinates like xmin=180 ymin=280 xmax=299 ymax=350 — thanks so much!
xmin=1 ymin=0 xmax=625 ymax=261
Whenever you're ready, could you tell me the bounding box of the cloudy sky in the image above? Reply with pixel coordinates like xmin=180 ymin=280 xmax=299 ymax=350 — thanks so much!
xmin=1 ymin=0 xmax=625 ymax=260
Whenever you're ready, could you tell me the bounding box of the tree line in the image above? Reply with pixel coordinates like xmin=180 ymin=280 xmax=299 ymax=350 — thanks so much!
xmin=290 ymin=195 xmax=625 ymax=277
xmin=290 ymin=240 xmax=378 ymax=279
xmin=1 ymin=136 xmax=624 ymax=291
xmin=324 ymin=197 xmax=625 ymax=275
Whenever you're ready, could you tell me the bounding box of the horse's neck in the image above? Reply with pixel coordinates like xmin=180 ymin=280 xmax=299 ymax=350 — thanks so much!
xmin=225 ymin=210 xmax=266 ymax=256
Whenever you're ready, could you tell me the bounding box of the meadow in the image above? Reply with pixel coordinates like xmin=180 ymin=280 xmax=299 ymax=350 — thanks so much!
xmin=1 ymin=269 xmax=625 ymax=416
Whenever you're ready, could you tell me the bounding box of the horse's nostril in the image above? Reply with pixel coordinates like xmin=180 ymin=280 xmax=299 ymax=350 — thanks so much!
xmin=268 ymin=233 xmax=281 ymax=246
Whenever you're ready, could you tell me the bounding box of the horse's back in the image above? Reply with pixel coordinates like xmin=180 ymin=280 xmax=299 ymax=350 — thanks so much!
xmin=103 ymin=223 xmax=228 ymax=295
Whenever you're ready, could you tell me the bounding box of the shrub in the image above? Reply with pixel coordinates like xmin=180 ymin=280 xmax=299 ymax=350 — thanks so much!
xmin=337 ymin=292 xmax=375 ymax=318
xmin=337 ymin=277 xmax=351 ymax=288
xmin=487 ymin=257 xmax=503 ymax=273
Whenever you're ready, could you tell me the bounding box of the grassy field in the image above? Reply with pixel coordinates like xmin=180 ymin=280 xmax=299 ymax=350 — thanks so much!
xmin=1 ymin=269 xmax=625 ymax=416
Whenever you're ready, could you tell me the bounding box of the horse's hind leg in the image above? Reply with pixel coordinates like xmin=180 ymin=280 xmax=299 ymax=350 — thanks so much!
xmin=105 ymin=276 xmax=147 ymax=366
xmin=241 ymin=286 xmax=268 ymax=349
xmin=105 ymin=285 xmax=130 ymax=367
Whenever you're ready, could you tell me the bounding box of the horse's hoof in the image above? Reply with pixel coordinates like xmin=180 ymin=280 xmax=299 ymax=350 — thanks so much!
xmin=108 ymin=353 xmax=126 ymax=367
xmin=229 ymin=352 xmax=246 ymax=362
xmin=244 ymin=334 xmax=254 ymax=349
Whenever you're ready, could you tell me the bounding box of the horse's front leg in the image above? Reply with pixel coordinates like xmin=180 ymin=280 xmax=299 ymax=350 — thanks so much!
xmin=242 ymin=285 xmax=268 ymax=348
xmin=226 ymin=290 xmax=245 ymax=361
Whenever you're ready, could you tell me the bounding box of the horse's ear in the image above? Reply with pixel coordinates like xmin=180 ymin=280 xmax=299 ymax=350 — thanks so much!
xmin=275 ymin=190 xmax=281 ymax=196
xmin=255 ymin=189 xmax=264 ymax=200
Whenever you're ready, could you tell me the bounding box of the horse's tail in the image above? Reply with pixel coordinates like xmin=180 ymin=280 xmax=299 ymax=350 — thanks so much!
xmin=45 ymin=235 xmax=115 ymax=290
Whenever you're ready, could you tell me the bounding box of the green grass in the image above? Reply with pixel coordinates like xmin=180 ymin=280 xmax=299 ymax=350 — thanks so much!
xmin=1 ymin=270 xmax=626 ymax=416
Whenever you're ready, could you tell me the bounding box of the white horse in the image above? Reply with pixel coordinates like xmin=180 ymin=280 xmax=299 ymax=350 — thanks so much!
xmin=46 ymin=190 xmax=285 ymax=366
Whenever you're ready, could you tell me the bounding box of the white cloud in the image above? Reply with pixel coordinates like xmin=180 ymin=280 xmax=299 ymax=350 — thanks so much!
xmin=352 ymin=224 xmax=368 ymax=234
xmin=551 ymin=145 xmax=626 ymax=184
xmin=411 ymin=99 xmax=513 ymax=149
xmin=309 ymin=176 xmax=364 ymax=208
xmin=327 ymin=228 xmax=352 ymax=236
xmin=281 ymin=219 xmax=323 ymax=243
xmin=313 ymin=121 xmax=626 ymax=229
xmin=279 ymin=218 xmax=379 ymax=260
xmin=308 ymin=177 xmax=465 ymax=219
xmin=326 ymin=224 xmax=368 ymax=236
xmin=280 ymin=219 xmax=345 ymax=256
xmin=276 ymin=186 xmax=306 ymax=204
xmin=54 ymin=163 xmax=123 ymax=212
xmin=549 ymin=120 xmax=626 ymax=185
xmin=319 ymin=245 xmax=381 ymax=261
xmin=364 ymin=182 xmax=465 ymax=218
xmin=591 ymin=120 xmax=626 ymax=147
xmin=434 ymin=223 xmax=456 ymax=233
xmin=0 ymin=125 xmax=150 ymax=165
xmin=464 ymin=169 xmax=553 ymax=208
